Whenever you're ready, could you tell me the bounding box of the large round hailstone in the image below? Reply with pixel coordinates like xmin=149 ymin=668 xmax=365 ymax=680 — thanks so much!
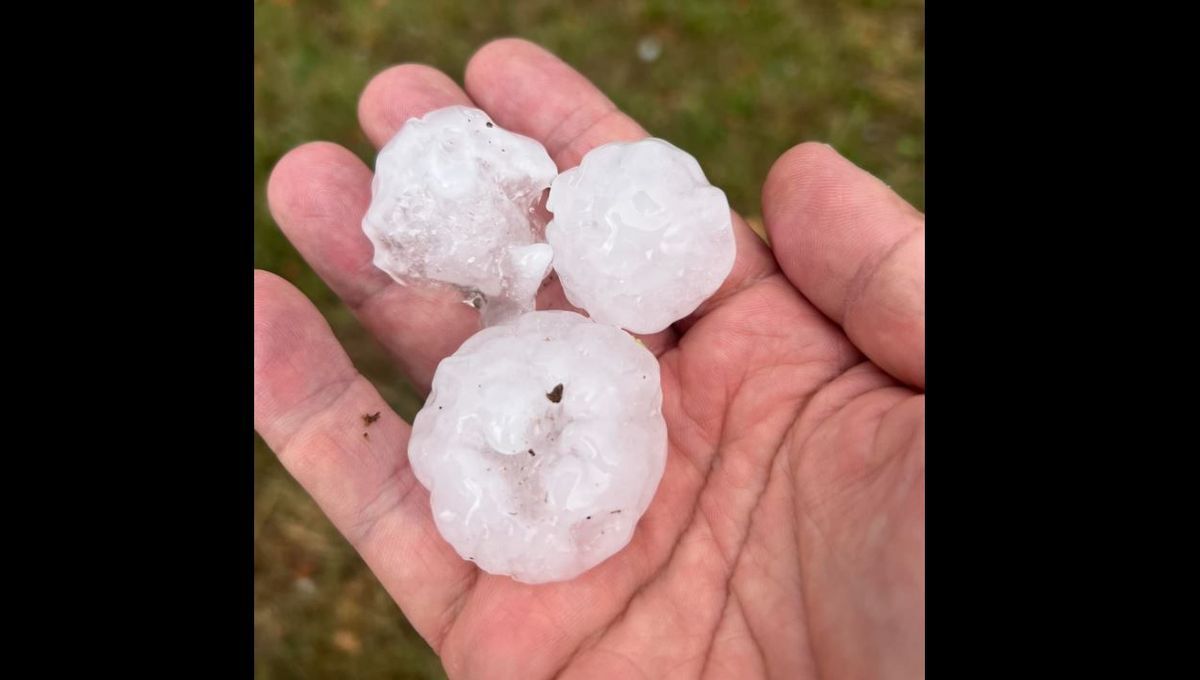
xmin=408 ymin=310 xmax=667 ymax=584
xmin=546 ymin=138 xmax=736 ymax=334
xmin=362 ymin=106 xmax=559 ymax=324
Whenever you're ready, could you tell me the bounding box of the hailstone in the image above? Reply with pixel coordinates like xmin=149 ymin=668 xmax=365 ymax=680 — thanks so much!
xmin=408 ymin=310 xmax=667 ymax=584
xmin=546 ymin=138 xmax=736 ymax=334
xmin=362 ymin=106 xmax=559 ymax=324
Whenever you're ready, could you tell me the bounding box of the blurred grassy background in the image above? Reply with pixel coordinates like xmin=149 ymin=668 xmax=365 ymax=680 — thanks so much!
xmin=254 ymin=0 xmax=923 ymax=677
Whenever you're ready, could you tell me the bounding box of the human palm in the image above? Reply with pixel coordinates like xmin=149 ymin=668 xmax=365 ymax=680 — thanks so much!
xmin=256 ymin=39 xmax=924 ymax=680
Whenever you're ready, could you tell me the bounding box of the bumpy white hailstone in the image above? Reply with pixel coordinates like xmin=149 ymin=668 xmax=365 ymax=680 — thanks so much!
xmin=409 ymin=311 xmax=667 ymax=584
xmin=362 ymin=106 xmax=559 ymax=324
xmin=546 ymin=138 xmax=736 ymax=334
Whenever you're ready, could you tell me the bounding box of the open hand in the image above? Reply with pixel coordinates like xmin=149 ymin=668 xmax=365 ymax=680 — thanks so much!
xmin=256 ymin=38 xmax=924 ymax=680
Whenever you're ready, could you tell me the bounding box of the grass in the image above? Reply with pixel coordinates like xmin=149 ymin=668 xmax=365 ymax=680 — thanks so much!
xmin=254 ymin=1 xmax=923 ymax=677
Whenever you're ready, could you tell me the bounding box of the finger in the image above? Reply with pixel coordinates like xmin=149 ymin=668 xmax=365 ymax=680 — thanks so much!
xmin=267 ymin=65 xmax=482 ymax=391
xmin=464 ymin=38 xmax=778 ymax=339
xmin=254 ymin=270 xmax=476 ymax=651
xmin=762 ymin=143 xmax=925 ymax=388
xmin=464 ymin=38 xmax=645 ymax=170
xmin=358 ymin=63 xmax=474 ymax=149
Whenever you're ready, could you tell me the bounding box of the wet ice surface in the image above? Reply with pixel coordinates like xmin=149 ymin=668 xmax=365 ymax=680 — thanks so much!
xmin=378 ymin=111 xmax=738 ymax=583
xmin=408 ymin=311 xmax=667 ymax=584
xmin=546 ymin=138 xmax=736 ymax=334
xmin=362 ymin=106 xmax=558 ymax=325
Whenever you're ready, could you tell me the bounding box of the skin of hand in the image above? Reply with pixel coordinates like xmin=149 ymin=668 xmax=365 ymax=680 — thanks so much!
xmin=256 ymin=39 xmax=924 ymax=680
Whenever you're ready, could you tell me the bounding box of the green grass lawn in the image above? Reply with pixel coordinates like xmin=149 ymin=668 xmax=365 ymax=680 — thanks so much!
xmin=254 ymin=1 xmax=923 ymax=677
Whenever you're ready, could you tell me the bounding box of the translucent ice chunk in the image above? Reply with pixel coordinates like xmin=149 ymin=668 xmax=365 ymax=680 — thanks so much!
xmin=362 ymin=106 xmax=559 ymax=324
xmin=408 ymin=310 xmax=667 ymax=584
xmin=546 ymin=138 xmax=736 ymax=334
